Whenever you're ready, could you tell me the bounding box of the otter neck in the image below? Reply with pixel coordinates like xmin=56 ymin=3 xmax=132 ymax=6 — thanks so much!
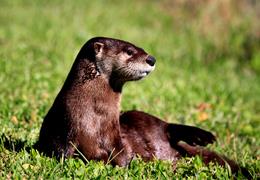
xmin=109 ymin=74 xmax=125 ymax=93
xmin=95 ymin=59 xmax=125 ymax=93
xmin=65 ymin=58 xmax=125 ymax=93
xmin=63 ymin=58 xmax=100 ymax=87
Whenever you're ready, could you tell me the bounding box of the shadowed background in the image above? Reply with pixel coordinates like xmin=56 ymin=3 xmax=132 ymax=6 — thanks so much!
xmin=0 ymin=0 xmax=259 ymax=178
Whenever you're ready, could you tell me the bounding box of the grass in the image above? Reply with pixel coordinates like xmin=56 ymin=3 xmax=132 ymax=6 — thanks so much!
xmin=0 ymin=0 xmax=259 ymax=179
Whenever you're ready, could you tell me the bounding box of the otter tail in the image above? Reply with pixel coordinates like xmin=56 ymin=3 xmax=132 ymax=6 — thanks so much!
xmin=178 ymin=143 xmax=250 ymax=177
xmin=166 ymin=124 xmax=251 ymax=178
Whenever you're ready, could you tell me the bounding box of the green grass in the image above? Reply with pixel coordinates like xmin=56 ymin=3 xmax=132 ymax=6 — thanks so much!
xmin=0 ymin=0 xmax=259 ymax=179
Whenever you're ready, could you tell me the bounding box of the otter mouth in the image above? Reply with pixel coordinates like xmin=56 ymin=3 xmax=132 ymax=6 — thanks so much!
xmin=139 ymin=65 xmax=155 ymax=77
xmin=135 ymin=69 xmax=153 ymax=80
xmin=140 ymin=71 xmax=151 ymax=77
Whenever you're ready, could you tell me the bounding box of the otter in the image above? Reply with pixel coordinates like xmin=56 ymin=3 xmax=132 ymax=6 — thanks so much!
xmin=36 ymin=37 xmax=249 ymax=177
xmin=36 ymin=37 xmax=215 ymax=165
xmin=36 ymin=37 xmax=156 ymax=166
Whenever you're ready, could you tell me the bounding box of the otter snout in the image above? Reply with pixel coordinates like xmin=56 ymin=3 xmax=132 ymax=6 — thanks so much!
xmin=146 ymin=56 xmax=156 ymax=66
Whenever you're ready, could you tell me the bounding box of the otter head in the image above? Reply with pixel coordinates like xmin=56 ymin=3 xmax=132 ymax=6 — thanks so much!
xmin=92 ymin=37 xmax=155 ymax=80
xmin=77 ymin=37 xmax=156 ymax=91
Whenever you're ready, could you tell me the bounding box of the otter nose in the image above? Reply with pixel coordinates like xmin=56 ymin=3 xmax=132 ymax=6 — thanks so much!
xmin=146 ymin=56 xmax=156 ymax=66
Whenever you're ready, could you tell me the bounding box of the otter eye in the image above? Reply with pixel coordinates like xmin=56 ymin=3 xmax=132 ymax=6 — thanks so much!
xmin=126 ymin=49 xmax=133 ymax=56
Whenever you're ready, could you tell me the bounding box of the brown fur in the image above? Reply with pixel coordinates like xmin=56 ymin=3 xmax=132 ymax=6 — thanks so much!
xmin=120 ymin=111 xmax=251 ymax=178
xmin=36 ymin=37 xmax=155 ymax=166
xmin=120 ymin=110 xmax=215 ymax=167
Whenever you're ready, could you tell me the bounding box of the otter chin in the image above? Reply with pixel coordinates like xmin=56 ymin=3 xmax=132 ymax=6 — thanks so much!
xmin=129 ymin=69 xmax=154 ymax=80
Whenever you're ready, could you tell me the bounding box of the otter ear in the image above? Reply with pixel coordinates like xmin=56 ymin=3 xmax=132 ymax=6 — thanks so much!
xmin=94 ymin=42 xmax=104 ymax=55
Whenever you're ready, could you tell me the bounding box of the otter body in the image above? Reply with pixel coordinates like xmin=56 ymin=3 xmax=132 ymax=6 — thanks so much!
xmin=39 ymin=74 xmax=122 ymax=160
